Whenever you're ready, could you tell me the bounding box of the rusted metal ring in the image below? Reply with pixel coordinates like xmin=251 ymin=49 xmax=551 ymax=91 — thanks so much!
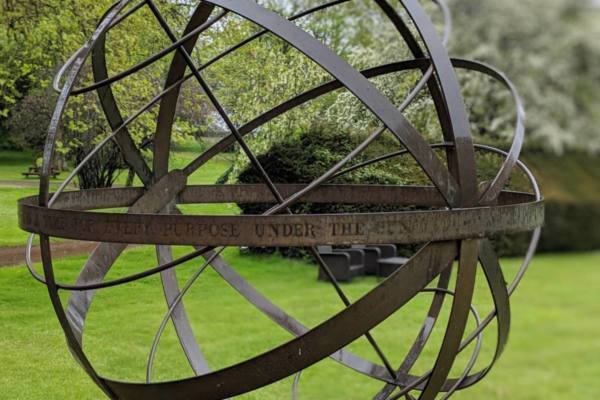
xmin=19 ymin=185 xmax=543 ymax=247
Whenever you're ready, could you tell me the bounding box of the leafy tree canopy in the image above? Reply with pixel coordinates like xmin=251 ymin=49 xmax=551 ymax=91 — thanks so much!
xmin=0 ymin=0 xmax=598 ymax=188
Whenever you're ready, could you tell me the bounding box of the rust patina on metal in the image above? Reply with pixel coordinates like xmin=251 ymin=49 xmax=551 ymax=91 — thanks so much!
xmin=18 ymin=0 xmax=543 ymax=399
xmin=20 ymin=189 xmax=543 ymax=246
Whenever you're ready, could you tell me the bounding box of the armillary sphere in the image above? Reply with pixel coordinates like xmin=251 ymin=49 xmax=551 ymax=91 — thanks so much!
xmin=18 ymin=0 xmax=543 ymax=399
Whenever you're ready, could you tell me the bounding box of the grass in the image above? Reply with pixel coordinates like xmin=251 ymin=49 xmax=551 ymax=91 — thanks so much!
xmin=0 ymin=187 xmax=38 ymax=247
xmin=0 ymin=147 xmax=237 ymax=247
xmin=0 ymin=150 xmax=38 ymax=181
xmin=0 ymin=187 xmax=74 ymax=247
xmin=111 ymin=147 xmax=233 ymax=187
xmin=0 ymin=249 xmax=598 ymax=399
xmin=0 ymin=141 xmax=232 ymax=187
xmin=4 ymin=148 xmax=600 ymax=202
xmin=0 ymin=150 xmax=70 ymax=182
xmin=1 ymin=148 xmax=599 ymax=398
xmin=171 ymin=150 xmax=232 ymax=186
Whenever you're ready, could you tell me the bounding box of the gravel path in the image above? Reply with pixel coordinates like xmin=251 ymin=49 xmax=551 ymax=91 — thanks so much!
xmin=0 ymin=241 xmax=98 ymax=268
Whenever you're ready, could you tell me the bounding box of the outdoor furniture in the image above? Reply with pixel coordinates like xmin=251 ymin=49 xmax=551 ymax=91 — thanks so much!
xmin=352 ymin=244 xmax=408 ymax=277
xmin=351 ymin=245 xmax=380 ymax=275
xmin=22 ymin=166 xmax=60 ymax=179
xmin=316 ymin=245 xmax=365 ymax=282
xmin=379 ymin=256 xmax=409 ymax=277
xmin=360 ymin=244 xmax=409 ymax=277
xmin=370 ymin=244 xmax=397 ymax=260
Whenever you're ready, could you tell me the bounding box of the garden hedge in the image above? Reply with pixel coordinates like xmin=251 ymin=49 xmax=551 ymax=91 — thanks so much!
xmin=229 ymin=127 xmax=600 ymax=258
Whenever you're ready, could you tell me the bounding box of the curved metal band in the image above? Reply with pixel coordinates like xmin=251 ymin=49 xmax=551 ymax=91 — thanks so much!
xmin=30 ymin=152 xmax=540 ymax=397
xmin=451 ymin=59 xmax=526 ymax=204
xmin=53 ymin=0 xmax=148 ymax=94
xmin=27 ymin=148 xmax=540 ymax=394
xmin=19 ymin=191 xmax=543 ymax=247
xmin=71 ymin=0 xmax=351 ymax=96
xmin=29 ymin=180 xmax=540 ymax=398
xmin=150 ymin=2 xmax=217 ymax=378
xmin=398 ymin=0 xmax=478 ymax=206
xmin=197 ymin=247 xmax=394 ymax=383
xmin=347 ymin=145 xmax=542 ymax=393
xmin=203 ymin=0 xmax=459 ymax=205
xmin=137 ymin=0 xmax=376 ymax=382
xmin=58 ymin=4 xmax=522 ymax=215
xmin=372 ymin=3 xmax=468 ymax=374
xmin=373 ymin=267 xmax=452 ymax=400
xmin=29 ymin=184 xmax=533 ymax=211
xmin=184 ymin=57 xmax=525 ymax=208
xmin=28 ymin=52 xmax=526 ymax=299
xmin=24 ymin=166 xmax=540 ymax=394
xmin=418 ymin=240 xmax=478 ymax=399
xmin=427 ymin=151 xmax=542 ymax=392
xmin=57 ymin=0 xmax=468 ymax=388
xmin=30 ymin=165 xmax=539 ymax=394
xmin=182 ymin=147 xmax=537 ymax=396
xmin=71 ymin=9 xmax=229 ymax=96
xmin=64 ymin=170 xmax=209 ymax=375
xmin=374 ymin=0 xmax=476 ymax=208
xmin=264 ymin=0 xmax=458 ymax=220
xmin=37 ymin=2 xmax=136 ymax=398
xmin=103 ymin=241 xmax=457 ymax=399
xmin=91 ymin=26 xmax=153 ymax=185
xmin=48 ymin=56 xmax=523 ymax=211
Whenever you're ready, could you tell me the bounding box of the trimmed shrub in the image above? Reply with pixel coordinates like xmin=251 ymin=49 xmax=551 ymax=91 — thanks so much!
xmin=231 ymin=126 xmax=434 ymax=258
xmin=231 ymin=127 xmax=600 ymax=258
xmin=489 ymin=202 xmax=600 ymax=257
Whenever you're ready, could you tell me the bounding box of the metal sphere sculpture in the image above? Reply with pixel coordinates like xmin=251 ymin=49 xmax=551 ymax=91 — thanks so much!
xmin=19 ymin=0 xmax=544 ymax=399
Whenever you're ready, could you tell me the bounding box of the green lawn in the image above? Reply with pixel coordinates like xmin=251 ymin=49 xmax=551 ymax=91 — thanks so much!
xmin=0 ymin=147 xmax=236 ymax=247
xmin=1 ymin=149 xmax=599 ymax=398
xmin=0 ymin=249 xmax=598 ymax=399
xmin=0 ymin=143 xmax=232 ymax=187
xmin=112 ymin=149 xmax=233 ymax=187
xmin=0 ymin=187 xmax=37 ymax=247
xmin=0 ymin=187 xmax=77 ymax=247
xmin=0 ymin=150 xmax=70 ymax=182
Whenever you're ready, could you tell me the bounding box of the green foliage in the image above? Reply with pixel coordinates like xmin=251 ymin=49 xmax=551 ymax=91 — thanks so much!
xmin=495 ymin=201 xmax=600 ymax=256
xmin=232 ymin=125 xmax=429 ymax=257
xmin=540 ymin=202 xmax=600 ymax=252
xmin=201 ymin=12 xmax=330 ymax=156
xmin=1 ymin=0 xmax=599 ymax=186
xmin=209 ymin=0 xmax=435 ymax=174
xmin=4 ymin=88 xmax=55 ymax=152
xmin=0 ymin=1 xmax=206 ymax=186
xmin=222 ymin=0 xmax=600 ymax=177
xmin=450 ymin=0 xmax=600 ymax=154
xmin=232 ymin=125 xmax=600 ymax=257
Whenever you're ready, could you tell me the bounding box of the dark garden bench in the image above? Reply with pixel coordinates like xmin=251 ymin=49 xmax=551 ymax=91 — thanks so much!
xmin=316 ymin=245 xmax=365 ymax=282
xmin=352 ymin=244 xmax=408 ymax=277
xmin=351 ymin=244 xmax=398 ymax=276
xmin=378 ymin=256 xmax=409 ymax=277
xmin=317 ymin=244 xmax=408 ymax=281
xmin=355 ymin=244 xmax=409 ymax=277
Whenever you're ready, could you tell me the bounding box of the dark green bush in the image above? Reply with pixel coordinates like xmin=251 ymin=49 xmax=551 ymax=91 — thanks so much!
xmin=539 ymin=202 xmax=600 ymax=252
xmin=490 ymin=202 xmax=600 ymax=257
xmin=232 ymin=126 xmax=431 ymax=258
xmin=231 ymin=126 xmax=600 ymax=258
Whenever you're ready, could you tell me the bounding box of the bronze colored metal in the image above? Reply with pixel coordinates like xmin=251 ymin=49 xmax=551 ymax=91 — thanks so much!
xmin=19 ymin=189 xmax=543 ymax=247
xmin=19 ymin=0 xmax=543 ymax=399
